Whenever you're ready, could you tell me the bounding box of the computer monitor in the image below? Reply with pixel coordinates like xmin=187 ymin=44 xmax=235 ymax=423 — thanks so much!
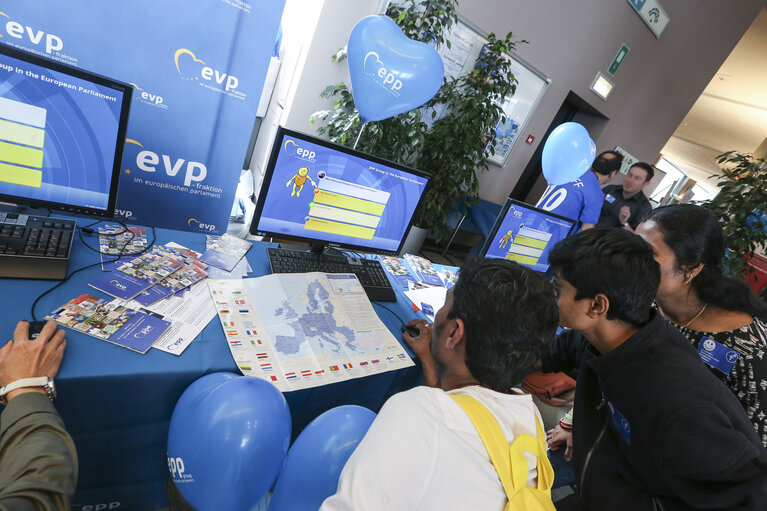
xmin=0 ymin=44 xmax=132 ymax=217
xmin=480 ymin=198 xmax=577 ymax=272
xmin=250 ymin=127 xmax=431 ymax=255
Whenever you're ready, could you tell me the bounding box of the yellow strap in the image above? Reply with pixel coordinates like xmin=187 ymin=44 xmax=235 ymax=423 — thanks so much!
xmin=451 ymin=394 xmax=555 ymax=499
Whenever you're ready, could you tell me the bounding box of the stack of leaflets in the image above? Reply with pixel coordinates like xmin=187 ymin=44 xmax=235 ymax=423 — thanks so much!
xmin=133 ymin=246 xmax=209 ymax=306
xmin=89 ymin=246 xmax=185 ymax=301
xmin=200 ymin=234 xmax=252 ymax=271
xmin=403 ymin=254 xmax=445 ymax=286
xmin=98 ymin=225 xmax=148 ymax=271
xmin=378 ymin=255 xmax=417 ymax=288
xmin=44 ymin=293 xmax=171 ymax=353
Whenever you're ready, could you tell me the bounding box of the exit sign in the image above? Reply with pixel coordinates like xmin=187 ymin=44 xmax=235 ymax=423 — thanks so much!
xmin=608 ymin=44 xmax=629 ymax=76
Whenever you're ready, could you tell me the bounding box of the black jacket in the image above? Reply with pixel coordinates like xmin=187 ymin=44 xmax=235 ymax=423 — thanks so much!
xmin=543 ymin=312 xmax=767 ymax=510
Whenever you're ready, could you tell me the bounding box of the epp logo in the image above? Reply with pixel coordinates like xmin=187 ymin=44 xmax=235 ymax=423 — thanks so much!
xmin=110 ymin=280 xmax=127 ymax=291
xmin=174 ymin=48 xmax=239 ymax=92
xmin=188 ymin=218 xmax=216 ymax=232
xmin=168 ymin=456 xmax=186 ymax=479
xmin=363 ymin=51 xmax=402 ymax=94
xmin=128 ymin=82 xmax=164 ymax=107
xmin=78 ymin=503 xmax=120 ymax=511
xmin=134 ymin=325 xmax=153 ymax=338
xmin=283 ymin=139 xmax=316 ymax=162
xmin=114 ymin=209 xmax=134 ymax=219
xmin=703 ymin=339 xmax=716 ymax=352
xmin=125 ymin=139 xmax=207 ymax=187
xmin=0 ymin=12 xmax=64 ymax=54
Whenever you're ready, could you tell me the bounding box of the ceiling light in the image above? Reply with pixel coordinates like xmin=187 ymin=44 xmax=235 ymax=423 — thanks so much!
xmin=590 ymin=72 xmax=613 ymax=101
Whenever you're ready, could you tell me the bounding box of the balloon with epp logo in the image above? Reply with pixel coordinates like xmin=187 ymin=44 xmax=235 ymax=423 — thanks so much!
xmin=541 ymin=122 xmax=596 ymax=185
xmin=347 ymin=15 xmax=444 ymax=123
xmin=268 ymin=405 xmax=376 ymax=511
xmin=167 ymin=372 xmax=291 ymax=511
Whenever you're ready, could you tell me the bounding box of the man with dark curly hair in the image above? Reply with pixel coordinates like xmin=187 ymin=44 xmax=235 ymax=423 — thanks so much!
xmin=321 ymin=258 xmax=559 ymax=510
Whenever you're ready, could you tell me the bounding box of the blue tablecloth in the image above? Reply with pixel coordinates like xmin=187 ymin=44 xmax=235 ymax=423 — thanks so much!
xmin=0 ymin=226 xmax=423 ymax=511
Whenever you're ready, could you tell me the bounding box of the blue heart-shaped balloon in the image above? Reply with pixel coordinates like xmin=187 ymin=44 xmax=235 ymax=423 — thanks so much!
xmin=347 ymin=15 xmax=444 ymax=123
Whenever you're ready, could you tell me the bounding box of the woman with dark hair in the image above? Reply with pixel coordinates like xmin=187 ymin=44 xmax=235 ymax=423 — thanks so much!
xmin=636 ymin=204 xmax=767 ymax=445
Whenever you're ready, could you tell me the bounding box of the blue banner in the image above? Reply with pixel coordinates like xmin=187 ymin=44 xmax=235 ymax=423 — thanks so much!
xmin=1 ymin=1 xmax=284 ymax=234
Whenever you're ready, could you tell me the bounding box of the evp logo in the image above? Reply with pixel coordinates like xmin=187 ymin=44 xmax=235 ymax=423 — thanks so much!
xmin=128 ymin=82 xmax=167 ymax=110
xmin=283 ymin=139 xmax=316 ymax=162
xmin=125 ymin=139 xmax=207 ymax=187
xmin=188 ymin=218 xmax=216 ymax=232
xmin=174 ymin=48 xmax=243 ymax=98
xmin=168 ymin=456 xmax=193 ymax=482
xmin=110 ymin=280 xmax=127 ymax=291
xmin=114 ymin=209 xmax=134 ymax=220
xmin=363 ymin=51 xmax=402 ymax=95
xmin=0 ymin=11 xmax=64 ymax=54
xmin=134 ymin=325 xmax=153 ymax=338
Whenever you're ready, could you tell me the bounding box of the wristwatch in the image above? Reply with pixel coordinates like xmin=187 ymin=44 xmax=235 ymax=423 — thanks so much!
xmin=0 ymin=377 xmax=56 ymax=405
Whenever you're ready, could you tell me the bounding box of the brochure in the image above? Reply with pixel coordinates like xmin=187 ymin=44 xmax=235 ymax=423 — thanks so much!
xmin=378 ymin=255 xmax=417 ymax=288
xmin=134 ymin=258 xmax=208 ymax=307
xmin=200 ymin=234 xmax=252 ymax=271
xmin=98 ymin=225 xmax=148 ymax=271
xmin=44 ymin=293 xmax=171 ymax=353
xmin=90 ymin=247 xmax=185 ymax=300
xmin=403 ymin=253 xmax=444 ymax=287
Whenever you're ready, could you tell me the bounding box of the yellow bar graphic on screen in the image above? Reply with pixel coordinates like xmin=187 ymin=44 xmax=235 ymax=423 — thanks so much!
xmin=309 ymin=203 xmax=381 ymax=229
xmin=0 ymin=141 xmax=43 ymax=169
xmin=0 ymin=162 xmax=42 ymax=187
xmin=514 ymin=235 xmax=548 ymax=250
xmin=305 ymin=218 xmax=375 ymax=240
xmin=506 ymin=253 xmax=538 ymax=265
xmin=0 ymin=119 xmax=45 ymax=148
xmin=314 ymin=190 xmax=386 ymax=216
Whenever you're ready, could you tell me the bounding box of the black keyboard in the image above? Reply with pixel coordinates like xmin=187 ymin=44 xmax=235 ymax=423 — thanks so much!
xmin=0 ymin=213 xmax=76 ymax=279
xmin=267 ymin=247 xmax=397 ymax=302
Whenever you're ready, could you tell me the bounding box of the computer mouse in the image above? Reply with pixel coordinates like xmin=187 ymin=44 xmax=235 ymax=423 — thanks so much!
xmin=27 ymin=320 xmax=48 ymax=340
xmin=400 ymin=324 xmax=421 ymax=338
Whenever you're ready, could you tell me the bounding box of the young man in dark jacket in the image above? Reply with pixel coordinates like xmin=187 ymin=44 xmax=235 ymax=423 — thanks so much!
xmin=543 ymin=228 xmax=767 ymax=510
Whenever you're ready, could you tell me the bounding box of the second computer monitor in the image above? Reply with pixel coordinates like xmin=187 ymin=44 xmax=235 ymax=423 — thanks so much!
xmin=251 ymin=127 xmax=431 ymax=255
xmin=480 ymin=198 xmax=576 ymax=272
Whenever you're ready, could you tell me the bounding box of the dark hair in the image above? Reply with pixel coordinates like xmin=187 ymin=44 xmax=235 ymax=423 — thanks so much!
xmin=549 ymin=228 xmax=660 ymax=327
xmin=449 ymin=258 xmax=558 ymax=392
xmin=591 ymin=150 xmax=623 ymax=176
xmin=629 ymin=162 xmax=655 ymax=182
xmin=647 ymin=205 xmax=767 ymax=320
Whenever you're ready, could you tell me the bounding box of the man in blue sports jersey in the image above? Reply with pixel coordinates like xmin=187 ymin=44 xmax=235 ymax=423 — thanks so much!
xmin=536 ymin=151 xmax=622 ymax=231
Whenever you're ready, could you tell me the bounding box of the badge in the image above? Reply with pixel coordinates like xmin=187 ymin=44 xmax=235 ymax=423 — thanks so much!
xmin=607 ymin=401 xmax=631 ymax=445
xmin=605 ymin=194 xmax=616 ymax=204
xmin=697 ymin=336 xmax=740 ymax=375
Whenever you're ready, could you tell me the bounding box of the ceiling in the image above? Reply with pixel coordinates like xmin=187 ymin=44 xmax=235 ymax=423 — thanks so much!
xmin=660 ymin=6 xmax=767 ymax=186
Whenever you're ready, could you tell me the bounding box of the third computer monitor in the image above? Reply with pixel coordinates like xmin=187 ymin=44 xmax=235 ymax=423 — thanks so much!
xmin=250 ymin=127 xmax=431 ymax=255
xmin=480 ymin=198 xmax=577 ymax=273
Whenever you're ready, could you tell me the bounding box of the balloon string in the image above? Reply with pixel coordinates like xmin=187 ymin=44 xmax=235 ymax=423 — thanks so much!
xmin=353 ymin=122 xmax=366 ymax=150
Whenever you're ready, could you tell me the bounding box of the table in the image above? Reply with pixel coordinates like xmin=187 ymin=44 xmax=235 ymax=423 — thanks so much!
xmin=0 ymin=225 xmax=424 ymax=511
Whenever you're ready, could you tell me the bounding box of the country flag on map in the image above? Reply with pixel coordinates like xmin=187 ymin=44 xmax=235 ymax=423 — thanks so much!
xmin=235 ymin=299 xmax=246 ymax=305
xmin=213 ymin=290 xmax=224 ymax=294
xmin=229 ymin=340 xmax=242 ymax=347
xmin=360 ymin=361 xmax=369 ymax=366
xmin=260 ymin=363 xmax=272 ymax=370
xmin=243 ymin=320 xmax=254 ymax=327
xmin=246 ymin=330 xmax=257 ymax=335
xmin=239 ymin=365 xmax=251 ymax=371
xmin=301 ymin=370 xmax=312 ymax=376
xmin=270 ymin=375 xmax=278 ymax=381
xmin=398 ymin=353 xmax=407 ymax=359
xmin=285 ymin=372 xmax=297 ymax=380
xmin=371 ymin=359 xmax=380 ymax=364
xmin=239 ymin=309 xmax=250 ymax=313
xmin=226 ymin=330 xmax=238 ymax=336
xmin=343 ymin=363 xmax=353 ymax=369
xmin=315 ymin=369 xmax=325 ymax=375
xmin=220 ymin=309 xmax=230 ymax=314
xmin=232 ymin=291 xmax=242 ymax=295
xmin=216 ymin=301 xmax=228 ymax=306
xmin=222 ymin=321 xmax=234 ymax=327
xmin=256 ymin=353 xmax=268 ymax=359
xmin=330 ymin=365 xmax=339 ymax=372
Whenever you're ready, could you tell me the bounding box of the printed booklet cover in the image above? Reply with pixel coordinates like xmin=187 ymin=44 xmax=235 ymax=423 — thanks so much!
xmin=378 ymin=255 xmax=417 ymax=288
xmin=200 ymin=233 xmax=252 ymax=271
xmin=134 ymin=249 xmax=209 ymax=307
xmin=403 ymin=254 xmax=444 ymax=287
xmin=99 ymin=225 xmax=148 ymax=271
xmin=90 ymin=247 xmax=185 ymax=300
xmin=45 ymin=293 xmax=171 ymax=353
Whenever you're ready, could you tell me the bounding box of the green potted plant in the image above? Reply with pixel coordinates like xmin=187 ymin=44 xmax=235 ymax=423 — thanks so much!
xmin=310 ymin=0 xmax=520 ymax=246
xmin=702 ymin=151 xmax=767 ymax=281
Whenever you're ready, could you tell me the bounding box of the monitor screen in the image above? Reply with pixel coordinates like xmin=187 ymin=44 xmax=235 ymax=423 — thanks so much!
xmin=480 ymin=198 xmax=576 ymax=272
xmin=250 ymin=127 xmax=431 ymax=255
xmin=0 ymin=44 xmax=131 ymax=217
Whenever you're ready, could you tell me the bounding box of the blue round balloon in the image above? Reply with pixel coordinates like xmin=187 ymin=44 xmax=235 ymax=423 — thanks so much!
xmin=268 ymin=405 xmax=376 ymax=511
xmin=167 ymin=373 xmax=292 ymax=511
xmin=347 ymin=15 xmax=444 ymax=123
xmin=541 ymin=122 xmax=595 ymax=185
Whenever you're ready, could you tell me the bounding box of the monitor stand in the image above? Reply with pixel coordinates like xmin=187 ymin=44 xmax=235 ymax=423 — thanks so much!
xmin=276 ymin=241 xmax=344 ymax=257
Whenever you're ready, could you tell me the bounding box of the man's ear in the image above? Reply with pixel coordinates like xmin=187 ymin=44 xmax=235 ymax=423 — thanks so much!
xmin=445 ymin=318 xmax=466 ymax=350
xmin=587 ymin=293 xmax=610 ymax=319
xmin=609 ymin=170 xmax=619 ymax=180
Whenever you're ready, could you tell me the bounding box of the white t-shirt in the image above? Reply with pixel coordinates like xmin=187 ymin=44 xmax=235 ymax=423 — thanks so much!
xmin=320 ymin=385 xmax=543 ymax=511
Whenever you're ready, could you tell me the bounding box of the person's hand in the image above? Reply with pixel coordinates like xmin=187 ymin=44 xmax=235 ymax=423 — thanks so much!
xmin=0 ymin=321 xmax=66 ymax=402
xmin=546 ymin=424 xmax=573 ymax=461
xmin=402 ymin=319 xmax=439 ymax=387
xmin=618 ymin=205 xmax=631 ymax=224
